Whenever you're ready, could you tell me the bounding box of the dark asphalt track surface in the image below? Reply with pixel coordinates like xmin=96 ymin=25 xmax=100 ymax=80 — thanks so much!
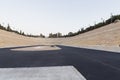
xmin=0 ymin=45 xmax=120 ymax=80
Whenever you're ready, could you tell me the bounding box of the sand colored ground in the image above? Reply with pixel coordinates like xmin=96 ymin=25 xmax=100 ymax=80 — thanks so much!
xmin=0 ymin=21 xmax=120 ymax=48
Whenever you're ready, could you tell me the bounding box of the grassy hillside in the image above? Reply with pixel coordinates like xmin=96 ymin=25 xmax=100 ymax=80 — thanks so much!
xmin=0 ymin=29 xmax=46 ymax=47
xmin=1 ymin=14 xmax=120 ymax=47
xmin=63 ymin=21 xmax=120 ymax=46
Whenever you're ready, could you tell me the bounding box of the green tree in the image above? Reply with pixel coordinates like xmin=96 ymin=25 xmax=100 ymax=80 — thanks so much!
xmin=7 ymin=24 xmax=12 ymax=31
xmin=57 ymin=32 xmax=62 ymax=37
xmin=40 ymin=33 xmax=45 ymax=38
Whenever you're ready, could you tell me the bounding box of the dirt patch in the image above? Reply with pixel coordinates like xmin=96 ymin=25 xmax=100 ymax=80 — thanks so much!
xmin=11 ymin=45 xmax=61 ymax=51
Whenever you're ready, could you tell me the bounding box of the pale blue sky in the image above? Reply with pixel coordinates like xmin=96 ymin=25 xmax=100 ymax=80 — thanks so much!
xmin=0 ymin=0 xmax=120 ymax=36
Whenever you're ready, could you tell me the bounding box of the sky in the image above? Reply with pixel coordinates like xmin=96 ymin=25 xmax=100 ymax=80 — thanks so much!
xmin=0 ymin=0 xmax=120 ymax=36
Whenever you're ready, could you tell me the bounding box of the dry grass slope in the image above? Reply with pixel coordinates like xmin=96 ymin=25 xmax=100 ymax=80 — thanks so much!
xmin=64 ymin=21 xmax=120 ymax=46
xmin=0 ymin=21 xmax=120 ymax=48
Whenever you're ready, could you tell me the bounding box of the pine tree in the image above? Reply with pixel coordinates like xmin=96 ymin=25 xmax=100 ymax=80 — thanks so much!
xmin=7 ymin=24 xmax=12 ymax=31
